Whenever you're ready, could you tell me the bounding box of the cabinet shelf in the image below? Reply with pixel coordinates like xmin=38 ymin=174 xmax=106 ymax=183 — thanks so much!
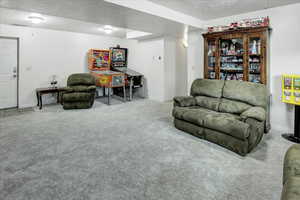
xmin=221 ymin=69 xmax=244 ymax=73
xmin=220 ymin=54 xmax=244 ymax=57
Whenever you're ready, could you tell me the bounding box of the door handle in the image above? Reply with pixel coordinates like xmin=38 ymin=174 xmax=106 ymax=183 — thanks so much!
xmin=13 ymin=74 xmax=17 ymax=78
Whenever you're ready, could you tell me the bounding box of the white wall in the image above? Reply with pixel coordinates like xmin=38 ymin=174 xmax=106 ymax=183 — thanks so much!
xmin=187 ymin=30 xmax=204 ymax=92
xmin=129 ymin=38 xmax=165 ymax=101
xmin=0 ymin=24 xmax=135 ymax=108
xmin=164 ymin=37 xmax=176 ymax=101
xmin=175 ymin=38 xmax=188 ymax=97
xmin=129 ymin=36 xmax=189 ymax=102
xmin=187 ymin=3 xmax=300 ymax=132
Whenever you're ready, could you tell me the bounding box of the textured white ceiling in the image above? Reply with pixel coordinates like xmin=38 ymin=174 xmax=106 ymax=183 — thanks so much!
xmin=149 ymin=0 xmax=300 ymax=20
xmin=0 ymin=8 xmax=129 ymax=38
xmin=0 ymin=0 xmax=193 ymax=37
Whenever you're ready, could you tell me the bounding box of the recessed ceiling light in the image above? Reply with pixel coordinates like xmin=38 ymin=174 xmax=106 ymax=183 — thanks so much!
xmin=99 ymin=25 xmax=117 ymax=34
xmin=27 ymin=13 xmax=45 ymax=24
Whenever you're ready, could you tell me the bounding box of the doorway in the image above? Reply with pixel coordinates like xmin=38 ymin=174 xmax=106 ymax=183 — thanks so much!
xmin=0 ymin=37 xmax=19 ymax=109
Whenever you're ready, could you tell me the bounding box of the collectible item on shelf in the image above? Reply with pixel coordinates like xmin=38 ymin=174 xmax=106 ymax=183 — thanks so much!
xmin=295 ymin=78 xmax=300 ymax=90
xmin=251 ymin=40 xmax=257 ymax=54
xmin=249 ymin=74 xmax=261 ymax=83
xmin=110 ymin=45 xmax=128 ymax=68
xmin=284 ymin=76 xmax=292 ymax=89
xmin=88 ymin=49 xmax=111 ymax=71
xmin=207 ymin=16 xmax=269 ymax=33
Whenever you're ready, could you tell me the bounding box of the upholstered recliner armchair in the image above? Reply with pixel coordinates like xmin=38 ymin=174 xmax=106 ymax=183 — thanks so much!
xmin=173 ymin=79 xmax=269 ymax=156
xmin=62 ymin=73 xmax=96 ymax=109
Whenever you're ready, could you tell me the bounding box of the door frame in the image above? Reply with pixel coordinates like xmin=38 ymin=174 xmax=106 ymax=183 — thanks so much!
xmin=0 ymin=36 xmax=20 ymax=109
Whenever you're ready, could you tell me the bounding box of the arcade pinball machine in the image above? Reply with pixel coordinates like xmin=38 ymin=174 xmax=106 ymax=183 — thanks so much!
xmin=110 ymin=46 xmax=144 ymax=100
xmin=88 ymin=49 xmax=126 ymax=104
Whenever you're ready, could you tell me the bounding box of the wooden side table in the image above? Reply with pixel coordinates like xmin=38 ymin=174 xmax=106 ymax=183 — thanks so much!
xmin=36 ymin=87 xmax=62 ymax=109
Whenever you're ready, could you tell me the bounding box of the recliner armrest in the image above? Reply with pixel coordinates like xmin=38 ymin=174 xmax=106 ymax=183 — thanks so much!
xmin=60 ymin=87 xmax=74 ymax=93
xmin=173 ymin=96 xmax=196 ymax=107
xmin=87 ymin=85 xmax=96 ymax=91
xmin=241 ymin=106 xmax=266 ymax=122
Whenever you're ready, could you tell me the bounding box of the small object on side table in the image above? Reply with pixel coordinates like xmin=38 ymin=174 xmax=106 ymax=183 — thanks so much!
xmin=36 ymin=87 xmax=63 ymax=110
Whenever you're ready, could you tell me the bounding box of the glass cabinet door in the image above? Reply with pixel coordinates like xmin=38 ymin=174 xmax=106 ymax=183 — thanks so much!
xmin=206 ymin=40 xmax=217 ymax=79
xmin=248 ymin=36 xmax=262 ymax=83
xmin=219 ymin=37 xmax=244 ymax=81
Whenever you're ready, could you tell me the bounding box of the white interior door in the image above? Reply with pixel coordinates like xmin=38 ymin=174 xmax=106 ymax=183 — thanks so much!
xmin=0 ymin=38 xmax=18 ymax=109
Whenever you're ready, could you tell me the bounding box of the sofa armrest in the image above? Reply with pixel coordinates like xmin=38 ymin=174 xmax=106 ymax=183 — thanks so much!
xmin=283 ymin=144 xmax=300 ymax=185
xmin=173 ymin=96 xmax=196 ymax=107
xmin=241 ymin=107 xmax=266 ymax=122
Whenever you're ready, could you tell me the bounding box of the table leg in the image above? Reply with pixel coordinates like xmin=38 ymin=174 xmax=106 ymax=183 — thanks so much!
xmin=36 ymin=91 xmax=40 ymax=106
xmin=103 ymin=87 xmax=105 ymax=97
xmin=39 ymin=94 xmax=43 ymax=110
xmin=108 ymin=87 xmax=111 ymax=105
xmin=123 ymin=84 xmax=126 ymax=102
xmin=129 ymin=79 xmax=133 ymax=101
xmin=57 ymin=91 xmax=60 ymax=103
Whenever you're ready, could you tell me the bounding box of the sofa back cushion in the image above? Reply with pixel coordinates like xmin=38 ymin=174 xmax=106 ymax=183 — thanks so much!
xmin=222 ymin=80 xmax=267 ymax=108
xmin=219 ymin=98 xmax=252 ymax=114
xmin=191 ymin=79 xmax=225 ymax=98
xmin=195 ymin=96 xmax=220 ymax=111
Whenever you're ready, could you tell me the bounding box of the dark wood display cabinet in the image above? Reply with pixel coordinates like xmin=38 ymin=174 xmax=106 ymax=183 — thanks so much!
xmin=203 ymin=27 xmax=269 ymax=84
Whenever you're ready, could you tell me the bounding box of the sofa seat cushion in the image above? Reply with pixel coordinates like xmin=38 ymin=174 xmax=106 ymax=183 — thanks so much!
xmin=281 ymin=177 xmax=300 ymax=200
xmin=219 ymin=98 xmax=252 ymax=114
xmin=63 ymin=92 xmax=92 ymax=102
xmin=173 ymin=107 xmax=249 ymax=140
xmin=203 ymin=112 xmax=250 ymax=140
xmin=191 ymin=79 xmax=225 ymax=98
xmin=195 ymin=96 xmax=221 ymax=111
xmin=173 ymin=107 xmax=210 ymax=126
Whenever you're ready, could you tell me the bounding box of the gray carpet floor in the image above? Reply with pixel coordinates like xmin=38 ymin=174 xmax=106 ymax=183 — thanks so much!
xmin=0 ymin=99 xmax=294 ymax=200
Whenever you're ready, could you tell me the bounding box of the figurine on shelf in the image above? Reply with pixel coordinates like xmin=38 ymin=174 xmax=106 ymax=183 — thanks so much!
xmin=251 ymin=40 xmax=257 ymax=54
xmin=208 ymin=45 xmax=212 ymax=56
xmin=257 ymin=40 xmax=261 ymax=55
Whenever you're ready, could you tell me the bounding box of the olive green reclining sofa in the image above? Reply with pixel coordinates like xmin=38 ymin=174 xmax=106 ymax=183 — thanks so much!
xmin=281 ymin=144 xmax=300 ymax=200
xmin=62 ymin=73 xmax=96 ymax=109
xmin=172 ymin=79 xmax=269 ymax=156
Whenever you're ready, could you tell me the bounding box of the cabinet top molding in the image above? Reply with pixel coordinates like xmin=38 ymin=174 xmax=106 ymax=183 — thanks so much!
xmin=202 ymin=27 xmax=270 ymax=38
